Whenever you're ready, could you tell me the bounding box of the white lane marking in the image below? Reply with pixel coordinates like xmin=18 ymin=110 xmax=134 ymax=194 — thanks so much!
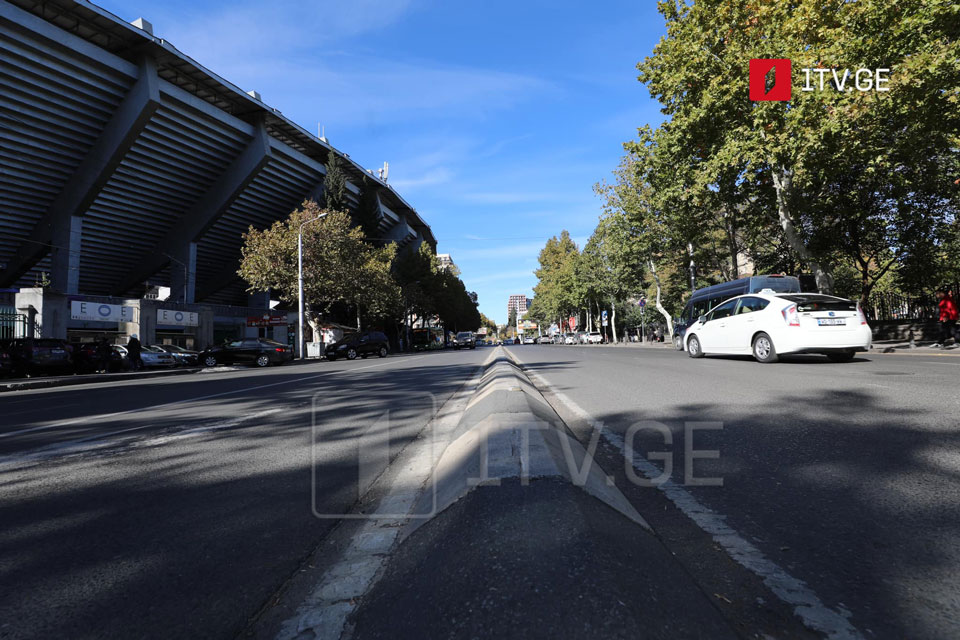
xmin=0 ymin=408 xmax=285 ymax=471
xmin=279 ymin=350 xmax=496 ymax=640
xmin=0 ymin=356 xmax=424 ymax=440
xmin=514 ymin=355 xmax=863 ymax=640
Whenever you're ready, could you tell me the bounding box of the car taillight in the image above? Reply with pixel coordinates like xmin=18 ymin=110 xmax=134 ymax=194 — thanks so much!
xmin=275 ymin=347 xmax=285 ymax=352
xmin=857 ymin=304 xmax=868 ymax=325
xmin=782 ymin=304 xmax=800 ymax=327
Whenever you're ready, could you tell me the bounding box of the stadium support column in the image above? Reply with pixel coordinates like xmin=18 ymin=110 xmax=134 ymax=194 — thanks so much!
xmin=49 ymin=215 xmax=83 ymax=294
xmin=168 ymin=242 xmax=197 ymax=304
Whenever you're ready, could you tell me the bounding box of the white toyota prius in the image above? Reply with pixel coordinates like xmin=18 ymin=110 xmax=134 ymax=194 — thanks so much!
xmin=684 ymin=291 xmax=872 ymax=363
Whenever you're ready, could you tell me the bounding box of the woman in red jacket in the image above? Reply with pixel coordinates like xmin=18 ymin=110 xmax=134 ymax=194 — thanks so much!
xmin=935 ymin=289 xmax=959 ymax=348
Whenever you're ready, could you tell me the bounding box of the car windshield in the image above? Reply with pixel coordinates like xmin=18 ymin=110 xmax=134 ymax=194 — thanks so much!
xmin=457 ymin=332 xmax=472 ymax=339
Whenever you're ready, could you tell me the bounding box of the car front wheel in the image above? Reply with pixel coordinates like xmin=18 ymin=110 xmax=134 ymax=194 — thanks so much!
xmin=752 ymin=333 xmax=778 ymax=363
xmin=687 ymin=335 xmax=705 ymax=358
xmin=378 ymin=346 xmax=388 ymax=358
xmin=255 ymin=354 xmax=270 ymax=367
xmin=203 ymin=355 xmax=218 ymax=367
xmin=346 ymin=348 xmax=358 ymax=360
xmin=674 ymin=334 xmax=684 ymax=350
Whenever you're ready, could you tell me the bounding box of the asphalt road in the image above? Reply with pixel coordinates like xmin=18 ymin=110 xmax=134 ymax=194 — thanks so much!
xmin=508 ymin=344 xmax=960 ymax=640
xmin=0 ymin=349 xmax=488 ymax=639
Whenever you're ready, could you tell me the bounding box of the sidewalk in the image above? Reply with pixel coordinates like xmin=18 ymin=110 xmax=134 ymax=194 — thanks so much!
xmin=0 ymin=367 xmax=201 ymax=393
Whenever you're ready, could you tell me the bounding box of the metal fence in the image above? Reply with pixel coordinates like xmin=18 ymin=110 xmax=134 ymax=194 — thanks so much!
xmin=864 ymin=283 xmax=960 ymax=322
xmin=0 ymin=312 xmax=38 ymax=340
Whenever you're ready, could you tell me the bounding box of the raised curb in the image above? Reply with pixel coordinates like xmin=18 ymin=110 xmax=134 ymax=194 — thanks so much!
xmin=0 ymin=367 xmax=201 ymax=393
xmin=408 ymin=347 xmax=650 ymax=534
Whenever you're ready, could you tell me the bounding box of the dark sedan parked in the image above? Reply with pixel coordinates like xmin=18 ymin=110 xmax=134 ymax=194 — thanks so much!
xmin=325 ymin=331 xmax=389 ymax=361
xmin=1 ymin=338 xmax=74 ymax=376
xmin=199 ymin=338 xmax=293 ymax=368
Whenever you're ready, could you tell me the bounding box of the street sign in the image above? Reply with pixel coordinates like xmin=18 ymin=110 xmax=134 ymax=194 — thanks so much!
xmin=638 ymin=297 xmax=646 ymax=308
xmin=601 ymin=310 xmax=608 ymax=327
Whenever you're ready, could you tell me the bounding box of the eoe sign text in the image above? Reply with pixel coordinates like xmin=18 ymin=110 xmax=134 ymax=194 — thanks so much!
xmin=71 ymin=301 xmax=134 ymax=322
xmin=157 ymin=309 xmax=199 ymax=327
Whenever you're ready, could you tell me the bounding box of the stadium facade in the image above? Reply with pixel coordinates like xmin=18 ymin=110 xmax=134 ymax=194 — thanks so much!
xmin=0 ymin=0 xmax=435 ymax=348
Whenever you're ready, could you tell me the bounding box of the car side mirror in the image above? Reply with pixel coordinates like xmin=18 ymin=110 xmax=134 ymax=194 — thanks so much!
xmin=698 ymin=315 xmax=707 ymax=324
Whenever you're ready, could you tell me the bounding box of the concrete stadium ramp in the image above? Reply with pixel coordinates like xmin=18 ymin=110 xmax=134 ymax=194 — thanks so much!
xmin=406 ymin=349 xmax=649 ymax=535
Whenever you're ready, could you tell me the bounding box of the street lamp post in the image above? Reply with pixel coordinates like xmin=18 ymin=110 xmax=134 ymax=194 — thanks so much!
xmin=298 ymin=213 xmax=328 ymax=359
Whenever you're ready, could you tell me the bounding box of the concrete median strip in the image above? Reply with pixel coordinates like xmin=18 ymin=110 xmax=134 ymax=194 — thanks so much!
xmin=406 ymin=349 xmax=650 ymax=534
xmin=276 ymin=347 xmax=649 ymax=640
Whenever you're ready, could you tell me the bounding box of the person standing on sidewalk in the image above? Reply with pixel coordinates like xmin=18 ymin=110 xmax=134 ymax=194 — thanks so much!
xmin=127 ymin=334 xmax=143 ymax=370
xmin=934 ymin=289 xmax=958 ymax=348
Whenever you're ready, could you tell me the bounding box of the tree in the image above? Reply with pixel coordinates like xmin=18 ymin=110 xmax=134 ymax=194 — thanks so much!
xmin=323 ymin=152 xmax=348 ymax=213
xmin=636 ymin=0 xmax=960 ymax=296
xmin=356 ymin=179 xmax=382 ymax=240
xmin=532 ymin=231 xmax=583 ymax=330
xmin=238 ymin=200 xmax=400 ymax=339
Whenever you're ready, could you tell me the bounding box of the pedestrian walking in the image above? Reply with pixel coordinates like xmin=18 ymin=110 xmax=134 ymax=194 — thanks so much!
xmin=127 ymin=334 xmax=143 ymax=370
xmin=96 ymin=337 xmax=112 ymax=373
xmin=933 ymin=289 xmax=958 ymax=348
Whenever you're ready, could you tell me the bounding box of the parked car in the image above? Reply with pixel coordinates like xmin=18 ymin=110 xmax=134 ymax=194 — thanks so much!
xmin=683 ymin=292 xmax=871 ymax=363
xmin=587 ymin=331 xmax=603 ymax=344
xmin=523 ymin=336 xmax=536 ymax=345
xmin=452 ymin=331 xmax=476 ymax=350
xmin=513 ymin=337 xmax=521 ymax=345
xmin=325 ymin=331 xmax=389 ymax=361
xmin=1 ymin=338 xmax=74 ymax=376
xmin=115 ymin=344 xmax=177 ymax=368
xmin=538 ymin=336 xmax=553 ymax=344
xmin=674 ymin=274 xmax=803 ymax=350
xmin=563 ymin=333 xmax=577 ymax=345
xmin=108 ymin=345 xmax=133 ymax=372
xmin=199 ymin=338 xmax=294 ymax=367
xmin=475 ymin=338 xmax=485 ymax=347
xmin=150 ymin=344 xmax=199 ymax=366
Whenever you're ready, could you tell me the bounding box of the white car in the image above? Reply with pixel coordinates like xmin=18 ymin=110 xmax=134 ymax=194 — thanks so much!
xmin=523 ymin=337 xmax=536 ymax=345
xmin=683 ymin=292 xmax=871 ymax=363
xmin=564 ymin=333 xmax=577 ymax=345
xmin=115 ymin=344 xmax=178 ymax=368
xmin=586 ymin=331 xmax=603 ymax=344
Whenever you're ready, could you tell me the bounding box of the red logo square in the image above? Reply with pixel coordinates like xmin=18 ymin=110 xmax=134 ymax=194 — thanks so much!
xmin=749 ymin=59 xmax=791 ymax=101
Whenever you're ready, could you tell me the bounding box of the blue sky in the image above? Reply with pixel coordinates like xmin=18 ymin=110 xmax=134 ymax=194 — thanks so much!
xmin=96 ymin=0 xmax=667 ymax=324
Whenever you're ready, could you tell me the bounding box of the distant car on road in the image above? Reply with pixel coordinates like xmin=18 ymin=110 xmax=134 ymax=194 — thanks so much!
xmin=522 ymin=337 xmax=535 ymax=345
xmin=452 ymin=331 xmax=476 ymax=350
xmin=150 ymin=344 xmax=199 ymax=366
xmin=586 ymin=332 xmax=603 ymax=344
xmin=563 ymin=333 xmax=577 ymax=345
xmin=538 ymin=335 xmax=553 ymax=344
xmin=325 ymin=331 xmax=389 ymax=361
xmin=683 ymin=292 xmax=871 ymax=363
xmin=200 ymin=338 xmax=293 ymax=367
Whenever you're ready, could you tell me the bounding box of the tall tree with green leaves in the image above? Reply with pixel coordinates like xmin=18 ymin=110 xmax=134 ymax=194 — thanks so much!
xmin=238 ymin=200 xmax=399 ymax=339
xmin=356 ymin=179 xmax=382 ymax=240
xmin=638 ymin=0 xmax=960 ymax=294
xmin=323 ymin=152 xmax=348 ymax=213
xmin=532 ymin=231 xmax=583 ymax=330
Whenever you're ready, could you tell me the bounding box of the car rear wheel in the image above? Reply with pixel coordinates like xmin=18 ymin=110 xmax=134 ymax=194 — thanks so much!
xmin=752 ymin=333 xmax=778 ymax=363
xmin=203 ymin=355 xmax=218 ymax=367
xmin=378 ymin=346 xmax=387 ymax=358
xmin=674 ymin=334 xmax=684 ymax=350
xmin=687 ymin=335 xmax=705 ymax=358
xmin=346 ymin=348 xmax=358 ymax=360
xmin=255 ymin=354 xmax=270 ymax=367
xmin=827 ymin=351 xmax=855 ymax=362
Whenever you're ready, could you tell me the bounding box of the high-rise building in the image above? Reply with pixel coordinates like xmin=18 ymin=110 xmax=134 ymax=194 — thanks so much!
xmin=437 ymin=254 xmax=457 ymax=273
xmin=507 ymin=294 xmax=528 ymax=320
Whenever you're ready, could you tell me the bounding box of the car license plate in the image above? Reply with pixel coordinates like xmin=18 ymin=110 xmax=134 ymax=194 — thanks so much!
xmin=817 ymin=318 xmax=845 ymax=326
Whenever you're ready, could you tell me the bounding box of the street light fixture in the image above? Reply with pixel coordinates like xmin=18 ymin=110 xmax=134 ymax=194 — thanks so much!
xmin=298 ymin=212 xmax=328 ymax=359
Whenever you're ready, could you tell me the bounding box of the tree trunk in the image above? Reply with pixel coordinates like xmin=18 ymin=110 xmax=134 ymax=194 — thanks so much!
xmin=726 ymin=212 xmax=739 ymax=279
xmin=772 ymin=168 xmax=834 ymax=294
xmin=648 ymin=259 xmax=674 ymax=338
xmin=356 ymin=307 xmax=362 ymax=331
xmin=587 ymin=306 xmax=592 ymax=332
xmin=610 ymin=298 xmax=618 ymax=343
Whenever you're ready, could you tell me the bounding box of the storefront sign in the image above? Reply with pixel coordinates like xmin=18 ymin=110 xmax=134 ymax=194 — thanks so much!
xmin=247 ymin=314 xmax=287 ymax=327
xmin=157 ymin=309 xmax=199 ymax=327
xmin=71 ymin=301 xmax=134 ymax=322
